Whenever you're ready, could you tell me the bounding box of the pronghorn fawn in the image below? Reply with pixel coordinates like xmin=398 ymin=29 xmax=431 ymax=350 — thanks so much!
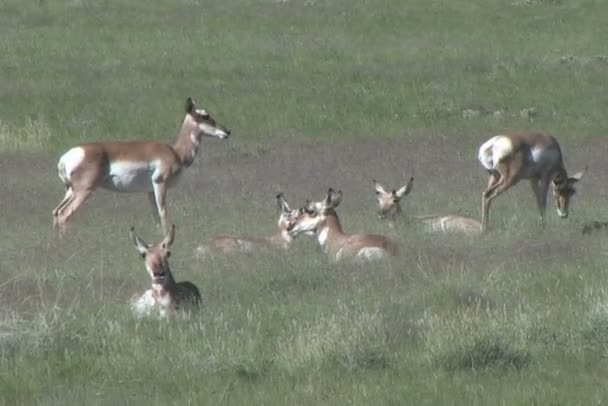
xmin=53 ymin=97 xmax=230 ymax=234
xmin=288 ymin=189 xmax=396 ymax=262
xmin=195 ymin=193 xmax=302 ymax=257
xmin=130 ymin=225 xmax=201 ymax=318
xmin=478 ymin=132 xmax=585 ymax=232
xmin=373 ymin=178 xmax=482 ymax=235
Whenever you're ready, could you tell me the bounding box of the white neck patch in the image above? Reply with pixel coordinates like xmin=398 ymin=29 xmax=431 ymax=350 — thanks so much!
xmin=317 ymin=227 xmax=329 ymax=247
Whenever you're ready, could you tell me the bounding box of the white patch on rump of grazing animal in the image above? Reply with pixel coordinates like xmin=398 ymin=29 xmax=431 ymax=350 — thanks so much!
xmin=478 ymin=135 xmax=513 ymax=170
xmin=58 ymin=147 xmax=86 ymax=182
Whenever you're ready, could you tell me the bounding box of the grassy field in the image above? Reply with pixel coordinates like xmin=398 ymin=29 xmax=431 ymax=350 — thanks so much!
xmin=2 ymin=0 xmax=608 ymax=404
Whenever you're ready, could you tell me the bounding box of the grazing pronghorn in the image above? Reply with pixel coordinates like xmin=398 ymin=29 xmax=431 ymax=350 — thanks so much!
xmin=195 ymin=193 xmax=302 ymax=257
xmin=288 ymin=189 xmax=396 ymax=262
xmin=52 ymin=97 xmax=230 ymax=233
xmin=373 ymin=179 xmax=482 ymax=235
xmin=478 ymin=132 xmax=585 ymax=232
xmin=130 ymin=225 xmax=201 ymax=318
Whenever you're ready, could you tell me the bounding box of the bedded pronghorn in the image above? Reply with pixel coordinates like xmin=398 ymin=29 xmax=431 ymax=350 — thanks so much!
xmin=373 ymin=178 xmax=482 ymax=235
xmin=478 ymin=132 xmax=585 ymax=232
xmin=130 ymin=225 xmax=201 ymax=318
xmin=194 ymin=193 xmax=302 ymax=257
xmin=52 ymin=97 xmax=230 ymax=234
xmin=287 ymin=189 xmax=396 ymax=262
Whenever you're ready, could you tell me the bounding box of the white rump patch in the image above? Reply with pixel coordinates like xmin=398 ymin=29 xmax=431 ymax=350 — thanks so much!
xmin=478 ymin=135 xmax=513 ymax=170
xmin=58 ymin=147 xmax=86 ymax=182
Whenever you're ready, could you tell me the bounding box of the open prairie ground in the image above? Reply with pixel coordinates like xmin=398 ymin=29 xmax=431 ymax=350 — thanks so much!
xmin=2 ymin=0 xmax=608 ymax=404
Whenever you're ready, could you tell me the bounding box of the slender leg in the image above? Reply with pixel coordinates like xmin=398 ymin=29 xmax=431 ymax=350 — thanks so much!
xmin=55 ymin=189 xmax=94 ymax=233
xmin=148 ymin=191 xmax=161 ymax=225
xmin=53 ymin=187 xmax=74 ymax=219
xmin=481 ymin=171 xmax=500 ymax=232
xmin=152 ymin=182 xmax=169 ymax=234
xmin=536 ymin=176 xmax=550 ymax=227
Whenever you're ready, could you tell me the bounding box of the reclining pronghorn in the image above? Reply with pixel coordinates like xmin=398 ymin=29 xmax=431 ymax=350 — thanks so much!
xmin=53 ymin=97 xmax=230 ymax=234
xmin=195 ymin=193 xmax=302 ymax=257
xmin=130 ymin=225 xmax=201 ymax=318
xmin=373 ymin=178 xmax=482 ymax=235
xmin=478 ymin=132 xmax=585 ymax=232
xmin=287 ymin=188 xmax=396 ymax=262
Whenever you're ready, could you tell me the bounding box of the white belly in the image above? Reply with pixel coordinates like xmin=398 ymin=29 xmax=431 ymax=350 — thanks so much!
xmin=102 ymin=161 xmax=157 ymax=192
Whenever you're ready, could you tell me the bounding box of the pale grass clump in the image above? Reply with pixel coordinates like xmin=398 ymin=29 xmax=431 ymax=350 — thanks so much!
xmin=0 ymin=117 xmax=55 ymax=150
xmin=581 ymin=288 xmax=608 ymax=348
xmin=418 ymin=308 xmax=532 ymax=371
xmin=276 ymin=303 xmax=391 ymax=372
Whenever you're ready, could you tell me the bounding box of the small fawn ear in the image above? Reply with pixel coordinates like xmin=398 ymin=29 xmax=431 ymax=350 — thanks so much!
xmin=569 ymin=167 xmax=587 ymax=183
xmin=373 ymin=180 xmax=389 ymax=195
xmin=395 ymin=177 xmax=414 ymax=199
xmin=185 ymin=97 xmax=196 ymax=113
xmin=162 ymin=224 xmax=176 ymax=248
xmin=276 ymin=193 xmax=291 ymax=212
xmin=129 ymin=227 xmax=149 ymax=255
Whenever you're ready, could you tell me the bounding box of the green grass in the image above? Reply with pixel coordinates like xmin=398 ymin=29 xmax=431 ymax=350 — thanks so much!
xmin=2 ymin=0 xmax=608 ymax=404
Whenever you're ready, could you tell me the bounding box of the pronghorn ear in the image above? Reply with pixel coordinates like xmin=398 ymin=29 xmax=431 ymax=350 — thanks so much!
xmin=162 ymin=224 xmax=176 ymax=248
xmin=276 ymin=193 xmax=291 ymax=212
xmin=373 ymin=180 xmax=389 ymax=195
xmin=395 ymin=177 xmax=414 ymax=199
xmin=185 ymin=97 xmax=196 ymax=113
xmin=129 ymin=227 xmax=148 ymax=255
xmin=330 ymin=190 xmax=343 ymax=208
xmin=569 ymin=166 xmax=587 ymax=183
xmin=323 ymin=188 xmax=334 ymax=208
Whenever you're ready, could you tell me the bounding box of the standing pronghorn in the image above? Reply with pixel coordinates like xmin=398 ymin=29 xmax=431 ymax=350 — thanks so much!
xmin=478 ymin=132 xmax=585 ymax=232
xmin=195 ymin=193 xmax=302 ymax=257
xmin=130 ymin=225 xmax=201 ymax=318
xmin=288 ymin=189 xmax=396 ymax=262
xmin=52 ymin=97 xmax=230 ymax=233
xmin=373 ymin=178 xmax=482 ymax=235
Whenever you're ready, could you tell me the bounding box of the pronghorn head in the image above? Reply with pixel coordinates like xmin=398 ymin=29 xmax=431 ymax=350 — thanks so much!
xmin=185 ymin=97 xmax=231 ymax=140
xmin=276 ymin=193 xmax=302 ymax=232
xmin=130 ymin=225 xmax=176 ymax=286
xmin=287 ymin=188 xmax=342 ymax=237
xmin=552 ymin=168 xmax=586 ymax=218
xmin=373 ymin=177 xmax=413 ymax=220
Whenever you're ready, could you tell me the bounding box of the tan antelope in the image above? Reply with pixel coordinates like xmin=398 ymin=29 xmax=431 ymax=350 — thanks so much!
xmin=374 ymin=178 xmax=482 ymax=235
xmin=195 ymin=193 xmax=302 ymax=257
xmin=288 ymin=189 xmax=396 ymax=262
xmin=478 ymin=132 xmax=585 ymax=232
xmin=52 ymin=97 xmax=230 ymax=234
xmin=130 ymin=225 xmax=201 ymax=318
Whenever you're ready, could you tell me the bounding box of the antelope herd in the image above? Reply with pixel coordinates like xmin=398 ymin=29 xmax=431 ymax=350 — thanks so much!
xmin=52 ymin=98 xmax=588 ymax=318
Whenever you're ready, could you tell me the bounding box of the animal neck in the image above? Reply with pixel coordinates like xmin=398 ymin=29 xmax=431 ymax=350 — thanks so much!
xmin=316 ymin=212 xmax=348 ymax=253
xmin=172 ymin=116 xmax=201 ymax=167
xmin=152 ymin=268 xmax=177 ymax=295
xmin=552 ymin=164 xmax=569 ymax=191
